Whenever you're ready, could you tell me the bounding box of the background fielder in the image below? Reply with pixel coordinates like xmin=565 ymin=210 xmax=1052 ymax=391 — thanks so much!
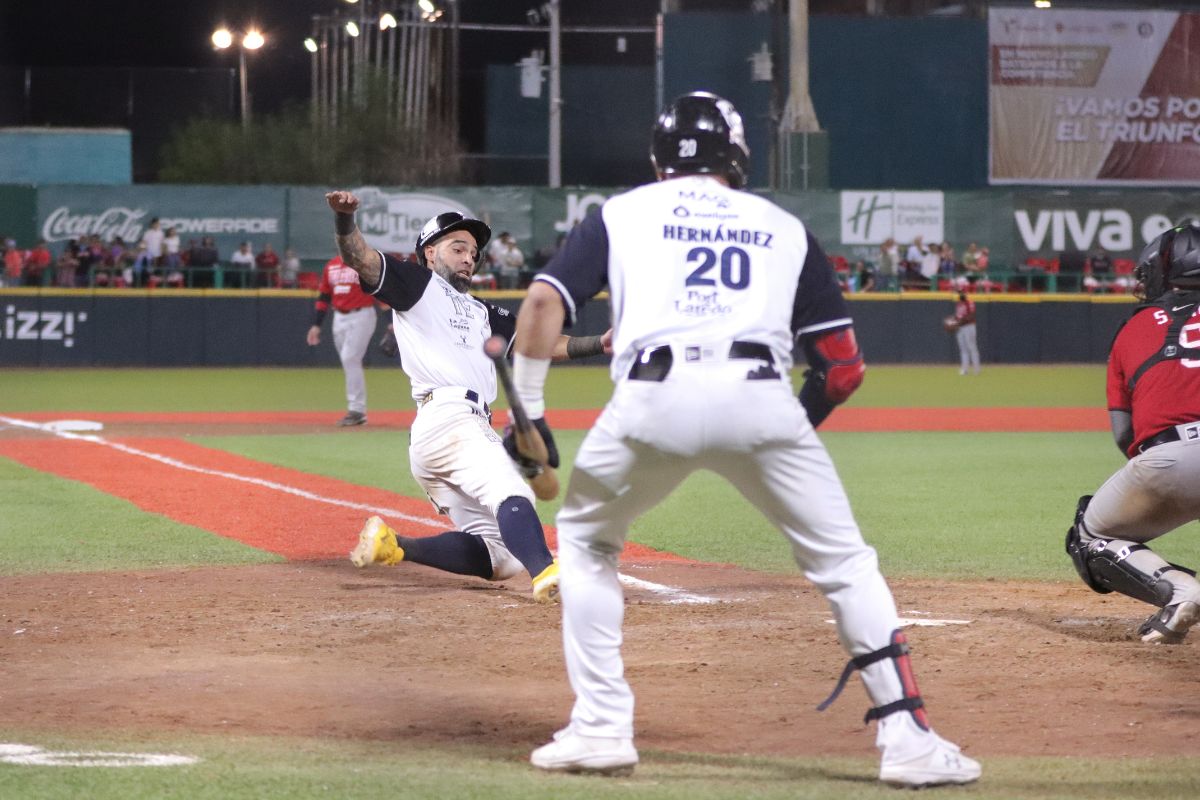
xmin=512 ymin=92 xmax=980 ymax=788
xmin=1066 ymin=222 xmax=1200 ymax=644
xmin=324 ymin=193 xmax=607 ymax=602
xmin=305 ymin=254 xmax=382 ymax=427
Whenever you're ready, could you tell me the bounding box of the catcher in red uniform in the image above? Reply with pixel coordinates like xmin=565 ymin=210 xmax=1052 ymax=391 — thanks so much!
xmin=1066 ymin=223 xmax=1200 ymax=643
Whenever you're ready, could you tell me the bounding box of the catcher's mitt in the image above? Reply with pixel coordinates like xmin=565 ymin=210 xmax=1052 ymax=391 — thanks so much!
xmin=942 ymin=315 xmax=959 ymax=333
xmin=378 ymin=331 xmax=398 ymax=358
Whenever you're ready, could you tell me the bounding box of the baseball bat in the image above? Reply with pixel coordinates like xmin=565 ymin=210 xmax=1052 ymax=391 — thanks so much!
xmin=484 ymin=336 xmax=559 ymax=501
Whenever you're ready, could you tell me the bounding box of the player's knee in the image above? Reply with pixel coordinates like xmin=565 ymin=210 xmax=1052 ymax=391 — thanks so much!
xmin=1066 ymin=529 xmax=1174 ymax=607
xmin=484 ymin=541 xmax=524 ymax=582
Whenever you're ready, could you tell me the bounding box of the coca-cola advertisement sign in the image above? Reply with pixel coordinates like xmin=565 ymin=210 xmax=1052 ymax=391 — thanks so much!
xmin=42 ymin=206 xmax=149 ymax=245
xmin=41 ymin=206 xmax=279 ymax=245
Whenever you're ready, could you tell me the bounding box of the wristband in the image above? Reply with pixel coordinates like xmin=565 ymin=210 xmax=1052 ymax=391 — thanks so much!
xmin=335 ymin=212 xmax=356 ymax=236
xmin=566 ymin=334 xmax=604 ymax=360
xmin=512 ymin=353 xmax=551 ymax=419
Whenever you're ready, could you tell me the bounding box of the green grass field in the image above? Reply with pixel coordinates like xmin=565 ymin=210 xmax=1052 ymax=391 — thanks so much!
xmin=2 ymin=365 xmax=1198 ymax=798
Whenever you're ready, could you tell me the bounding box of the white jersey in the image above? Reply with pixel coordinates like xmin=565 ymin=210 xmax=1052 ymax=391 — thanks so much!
xmin=534 ymin=175 xmax=851 ymax=380
xmin=365 ymin=251 xmax=516 ymax=403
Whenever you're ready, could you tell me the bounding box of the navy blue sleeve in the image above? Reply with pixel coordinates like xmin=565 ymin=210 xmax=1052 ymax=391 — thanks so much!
xmin=535 ymin=207 xmax=609 ymax=327
xmin=483 ymin=300 xmax=517 ymax=344
xmin=791 ymin=231 xmax=852 ymax=337
xmin=366 ymin=251 xmax=432 ymax=312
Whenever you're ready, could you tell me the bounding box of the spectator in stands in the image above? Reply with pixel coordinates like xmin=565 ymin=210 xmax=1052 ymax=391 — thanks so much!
xmin=186 ymin=236 xmax=220 ymax=288
xmin=84 ymin=235 xmax=112 ymax=287
xmin=905 ymin=235 xmax=927 ymax=271
xmin=23 ymin=240 xmax=51 ymax=287
xmin=140 ymin=218 xmax=164 ymax=268
xmin=939 ymin=242 xmax=959 ymax=283
xmin=487 ymin=231 xmax=525 ymax=289
xmin=280 ymin=248 xmax=301 ymax=288
xmin=876 ymin=237 xmax=900 ymax=292
xmin=854 ymin=259 xmax=876 ymax=292
xmin=1083 ymin=246 xmax=1112 ymax=293
xmin=162 ymin=226 xmax=181 ymax=273
xmin=229 ymin=241 xmax=255 ymax=288
xmin=255 ymin=242 xmax=281 ymax=287
xmin=2 ymin=238 xmax=24 ymax=287
xmin=920 ymin=241 xmax=941 ymax=288
xmin=130 ymin=241 xmax=156 ymax=287
xmin=55 ymin=240 xmax=81 ymax=287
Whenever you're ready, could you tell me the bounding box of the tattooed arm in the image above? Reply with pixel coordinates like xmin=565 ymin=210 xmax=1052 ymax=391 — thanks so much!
xmin=325 ymin=190 xmax=382 ymax=285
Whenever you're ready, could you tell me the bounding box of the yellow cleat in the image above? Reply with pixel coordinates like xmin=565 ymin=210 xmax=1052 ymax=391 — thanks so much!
xmin=349 ymin=516 xmax=405 ymax=567
xmin=532 ymin=560 xmax=560 ymax=604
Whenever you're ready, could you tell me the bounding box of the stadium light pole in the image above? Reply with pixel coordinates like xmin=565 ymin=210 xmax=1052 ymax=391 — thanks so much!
xmin=213 ymin=27 xmax=265 ymax=129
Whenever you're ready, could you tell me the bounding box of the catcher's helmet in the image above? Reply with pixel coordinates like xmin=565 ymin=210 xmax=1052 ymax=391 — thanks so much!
xmin=651 ymin=92 xmax=749 ymax=189
xmin=415 ymin=212 xmax=491 ymax=267
xmin=1135 ymin=221 xmax=1200 ymax=299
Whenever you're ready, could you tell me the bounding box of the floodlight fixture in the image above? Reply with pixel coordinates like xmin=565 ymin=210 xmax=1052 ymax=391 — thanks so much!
xmin=212 ymin=28 xmax=234 ymax=49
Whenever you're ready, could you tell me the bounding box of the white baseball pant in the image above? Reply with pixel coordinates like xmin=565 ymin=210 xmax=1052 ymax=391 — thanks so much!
xmin=956 ymin=323 xmax=979 ymax=374
xmin=1083 ymin=428 xmax=1200 ymax=606
xmin=332 ymin=307 xmax=376 ymax=414
xmin=554 ymin=355 xmax=910 ymax=739
xmin=408 ymin=389 xmax=535 ymax=581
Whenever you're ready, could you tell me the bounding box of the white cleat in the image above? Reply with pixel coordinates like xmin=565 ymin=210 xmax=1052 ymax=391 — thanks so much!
xmin=879 ymin=733 xmax=981 ymax=788
xmin=530 ymin=727 xmax=638 ymax=776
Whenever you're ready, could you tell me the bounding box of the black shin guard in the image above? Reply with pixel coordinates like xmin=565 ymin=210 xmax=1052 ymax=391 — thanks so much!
xmin=399 ymin=531 xmax=494 ymax=579
xmin=1066 ymin=496 xmax=1184 ymax=607
xmin=817 ymin=629 xmax=930 ymax=730
xmin=495 ymin=496 xmax=554 ymax=578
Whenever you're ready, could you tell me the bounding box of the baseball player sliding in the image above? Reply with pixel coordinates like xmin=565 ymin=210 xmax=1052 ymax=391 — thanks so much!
xmin=305 ymin=255 xmax=382 ymax=426
xmin=324 ymin=191 xmax=610 ymax=603
xmin=511 ymin=92 xmax=980 ymax=787
xmin=1066 ymin=222 xmax=1200 ymax=643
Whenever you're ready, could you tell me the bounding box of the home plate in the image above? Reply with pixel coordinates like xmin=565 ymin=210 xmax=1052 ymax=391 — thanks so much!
xmin=826 ymin=618 xmax=971 ymax=628
xmin=43 ymin=420 xmax=104 ymax=433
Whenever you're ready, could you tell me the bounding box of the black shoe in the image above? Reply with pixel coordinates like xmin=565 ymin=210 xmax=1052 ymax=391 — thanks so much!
xmin=337 ymin=411 xmax=367 ymax=427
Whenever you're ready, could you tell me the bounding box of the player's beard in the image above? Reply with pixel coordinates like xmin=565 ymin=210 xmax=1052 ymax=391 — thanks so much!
xmin=431 ymin=259 xmax=472 ymax=293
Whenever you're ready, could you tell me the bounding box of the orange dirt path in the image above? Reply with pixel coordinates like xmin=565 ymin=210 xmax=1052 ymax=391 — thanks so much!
xmin=0 ymin=436 xmax=680 ymax=562
xmin=10 ymin=406 xmax=1108 ymax=431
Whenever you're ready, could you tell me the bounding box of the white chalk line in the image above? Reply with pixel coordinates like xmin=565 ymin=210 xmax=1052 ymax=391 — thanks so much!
xmin=0 ymin=415 xmax=718 ymax=605
xmin=825 ymin=618 xmax=972 ymax=628
xmin=0 ymin=742 xmax=198 ymax=767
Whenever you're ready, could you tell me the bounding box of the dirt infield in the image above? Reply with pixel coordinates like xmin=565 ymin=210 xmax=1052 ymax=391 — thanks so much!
xmin=2 ymin=410 xmax=1198 ymax=765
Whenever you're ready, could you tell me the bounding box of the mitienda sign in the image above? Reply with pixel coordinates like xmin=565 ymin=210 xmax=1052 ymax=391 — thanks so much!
xmin=352 ymin=188 xmax=474 ymax=254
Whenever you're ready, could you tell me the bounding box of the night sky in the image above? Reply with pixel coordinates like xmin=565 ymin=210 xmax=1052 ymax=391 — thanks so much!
xmin=0 ymin=0 xmax=670 ymax=114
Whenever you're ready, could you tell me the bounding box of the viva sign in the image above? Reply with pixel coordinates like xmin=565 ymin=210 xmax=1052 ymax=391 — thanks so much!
xmin=1011 ymin=192 xmax=1200 ymax=255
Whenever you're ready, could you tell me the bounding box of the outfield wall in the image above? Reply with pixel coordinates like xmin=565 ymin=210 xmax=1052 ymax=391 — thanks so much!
xmin=0 ymin=290 xmax=1132 ymax=368
xmin=6 ymin=183 xmax=1200 ymax=273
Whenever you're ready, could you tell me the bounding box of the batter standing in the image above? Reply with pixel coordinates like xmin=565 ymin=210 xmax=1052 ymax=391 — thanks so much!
xmin=1067 ymin=223 xmax=1200 ymax=643
xmin=325 ymin=192 xmax=608 ymax=602
xmin=306 ymin=255 xmax=380 ymax=426
xmin=512 ymin=93 xmax=981 ymax=787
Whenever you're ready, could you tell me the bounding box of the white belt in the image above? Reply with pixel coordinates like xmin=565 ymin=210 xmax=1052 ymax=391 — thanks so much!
xmin=417 ymin=386 xmax=491 ymax=418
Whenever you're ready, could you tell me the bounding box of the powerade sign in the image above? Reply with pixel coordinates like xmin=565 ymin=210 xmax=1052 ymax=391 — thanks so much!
xmin=1012 ymin=191 xmax=1200 ymax=256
